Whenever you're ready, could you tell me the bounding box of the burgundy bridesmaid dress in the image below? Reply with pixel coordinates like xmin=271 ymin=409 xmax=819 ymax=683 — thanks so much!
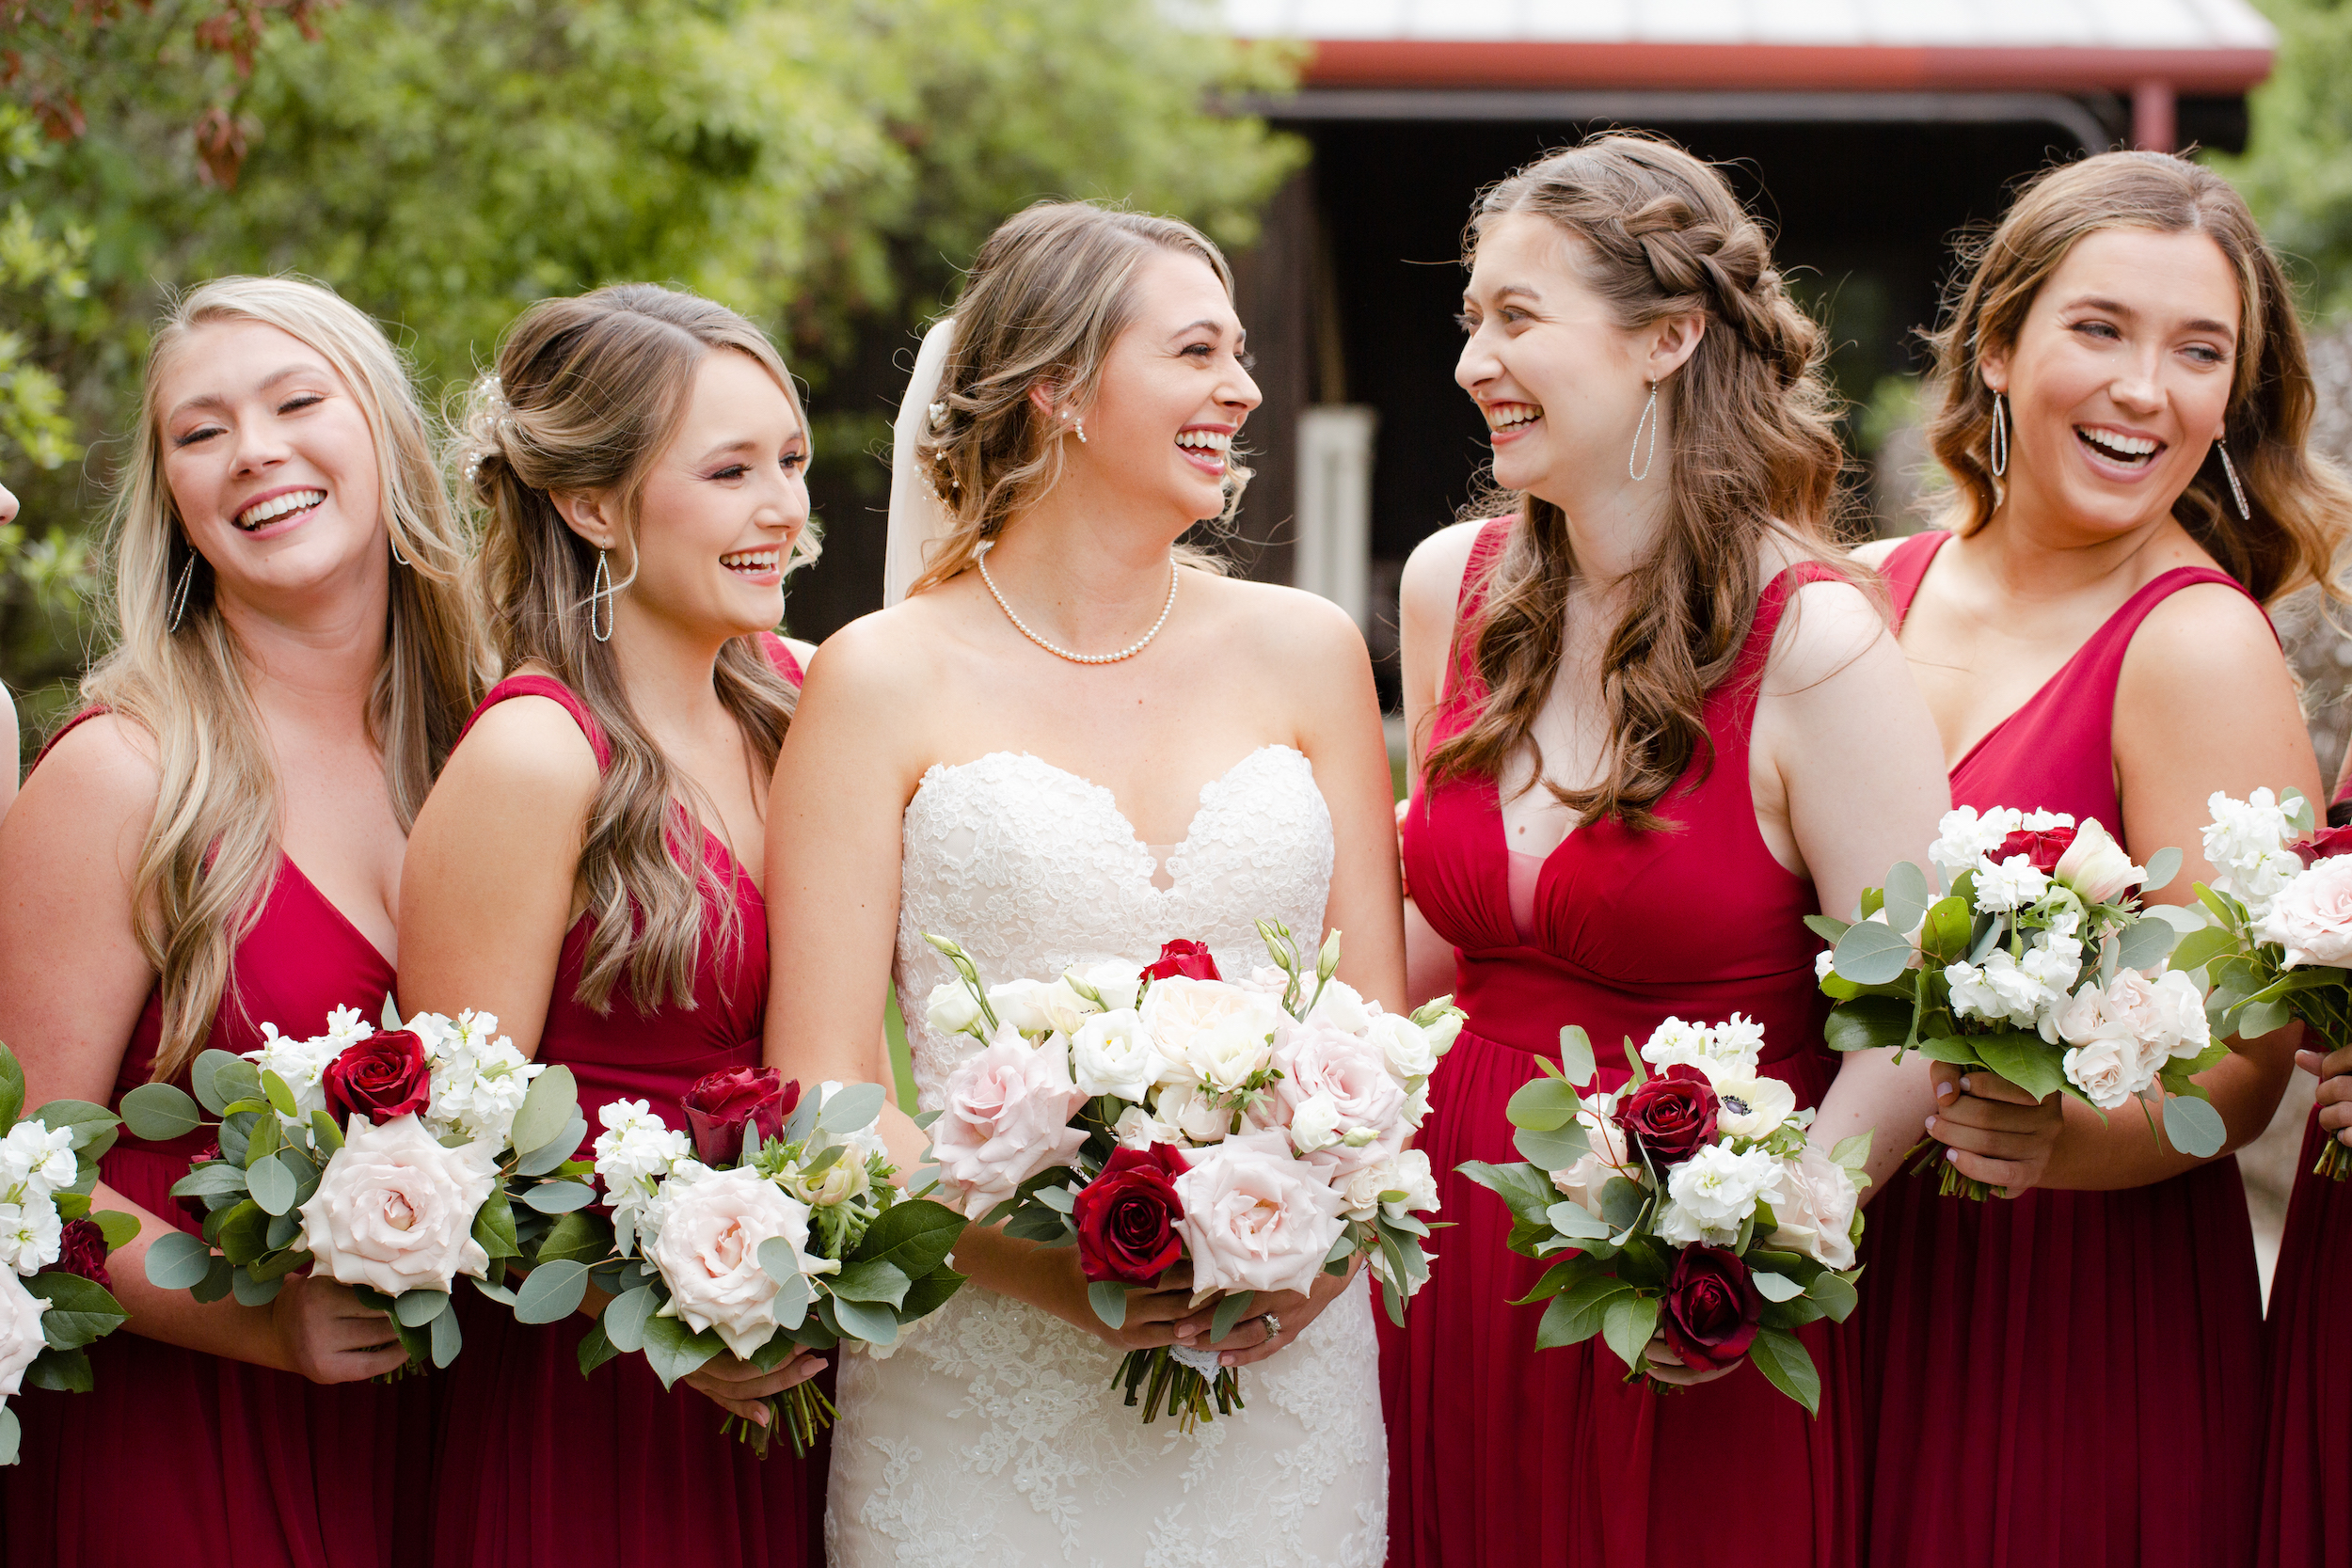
xmin=1381 ymin=517 xmax=1862 ymax=1568
xmin=1863 ymin=529 xmax=2265 ymax=1568
xmin=2 ymin=710 xmax=421 ymax=1568
xmin=424 ymin=640 xmax=821 ymax=1568
xmin=2256 ymin=769 xmax=2352 ymax=1567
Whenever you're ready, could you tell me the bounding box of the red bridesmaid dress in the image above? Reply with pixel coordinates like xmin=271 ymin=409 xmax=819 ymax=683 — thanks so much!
xmin=2256 ymin=768 xmax=2352 ymax=1567
xmin=1864 ymin=529 xmax=2265 ymax=1568
xmin=424 ymin=639 xmax=821 ymax=1568
xmin=2 ymin=709 xmax=422 ymax=1568
xmin=1382 ymin=517 xmax=1862 ymax=1567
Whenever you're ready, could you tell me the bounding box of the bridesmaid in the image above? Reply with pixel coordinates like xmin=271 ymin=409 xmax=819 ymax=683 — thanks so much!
xmin=397 ymin=283 xmax=826 ymax=1568
xmin=0 ymin=277 xmax=481 ymax=1566
xmin=1857 ymin=150 xmax=2342 ymax=1568
xmin=1385 ymin=135 xmax=1964 ymax=1567
xmin=2262 ymin=724 xmax=2352 ymax=1562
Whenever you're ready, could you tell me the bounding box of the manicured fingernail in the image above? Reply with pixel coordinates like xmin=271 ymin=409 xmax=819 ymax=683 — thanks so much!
xmin=1935 ymin=1080 xmax=1956 ymax=1101
xmin=1945 ymin=1148 xmax=1960 ymax=1163
xmin=1924 ymin=1115 xmax=1938 ymax=1133
xmin=1959 ymin=1075 xmax=1973 ymax=1094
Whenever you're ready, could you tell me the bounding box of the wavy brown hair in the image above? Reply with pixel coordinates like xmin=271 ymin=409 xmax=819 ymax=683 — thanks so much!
xmin=453 ymin=284 xmax=813 ymax=1013
xmin=1927 ymin=150 xmax=2351 ymax=606
xmin=1425 ymin=135 xmax=1853 ymax=832
xmin=907 ymin=200 xmax=1244 ymax=595
xmin=83 ymin=276 xmax=485 ymax=1080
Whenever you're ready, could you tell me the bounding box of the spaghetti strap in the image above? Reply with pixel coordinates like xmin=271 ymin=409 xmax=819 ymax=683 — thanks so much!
xmin=32 ymin=705 xmax=114 ymax=771
xmin=457 ymin=673 xmax=612 ymax=770
xmin=1439 ymin=517 xmax=1518 ymax=715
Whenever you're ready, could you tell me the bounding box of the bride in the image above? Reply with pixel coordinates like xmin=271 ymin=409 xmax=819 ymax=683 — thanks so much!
xmin=762 ymin=200 xmax=1406 ymax=1566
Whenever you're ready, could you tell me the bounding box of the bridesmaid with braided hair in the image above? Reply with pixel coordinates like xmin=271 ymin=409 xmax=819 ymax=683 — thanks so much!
xmin=1385 ymin=135 xmax=1963 ymax=1566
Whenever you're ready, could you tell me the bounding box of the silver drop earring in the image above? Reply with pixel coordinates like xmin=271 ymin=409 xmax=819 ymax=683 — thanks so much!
xmin=1628 ymin=382 xmax=1659 ymax=483
xmin=2217 ymin=440 xmax=2252 ymax=521
xmin=390 ymin=535 xmax=414 ymax=568
xmin=168 ymin=552 xmax=196 ymax=633
xmin=591 ymin=547 xmax=614 ymax=642
xmin=1989 ymin=391 xmax=2010 ymax=479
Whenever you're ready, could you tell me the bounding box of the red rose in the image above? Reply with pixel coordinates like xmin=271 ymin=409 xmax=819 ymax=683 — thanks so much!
xmin=2296 ymin=823 xmax=2352 ymax=865
xmin=322 ymin=1030 xmax=432 ymax=1127
xmin=52 ymin=1217 xmax=112 ymax=1289
xmin=1658 ymin=1243 xmax=1764 ymax=1371
xmin=1141 ymin=940 xmax=1220 ymax=983
xmin=683 ymin=1067 xmax=800 ymax=1166
xmin=1073 ymin=1143 xmax=1189 ymax=1283
xmin=1994 ymin=825 xmax=2077 ymax=874
xmin=1613 ymin=1065 xmax=1720 ymax=1165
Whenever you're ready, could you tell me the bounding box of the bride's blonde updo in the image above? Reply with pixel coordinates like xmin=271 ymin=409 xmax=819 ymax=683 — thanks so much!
xmin=905 ymin=199 xmax=1246 ymax=596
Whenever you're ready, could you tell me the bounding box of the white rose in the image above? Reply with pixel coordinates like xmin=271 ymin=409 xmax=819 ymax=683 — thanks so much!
xmin=924 ymin=980 xmax=984 ymax=1037
xmin=1072 ymin=961 xmax=1144 ymax=1014
xmin=0 ymin=1267 xmax=48 ymax=1397
xmin=1069 ymin=1009 xmax=1160 ymax=1102
xmin=1383 ymin=1148 xmax=1440 ymax=1215
xmin=2054 ymin=818 xmax=2144 ymax=906
xmin=1173 ymin=1130 xmax=1351 ymax=1297
xmin=645 ymin=1165 xmax=819 ymax=1358
xmin=1303 ymin=979 xmax=1372 ymax=1034
xmin=1972 ymin=853 xmax=2052 ymax=914
xmin=1765 ymin=1144 xmax=1860 ymax=1271
xmin=1287 ymin=1091 xmax=1343 ymax=1154
xmin=1112 ymin=1104 xmax=1181 ymax=1150
xmin=1140 ymin=977 xmax=1282 ymax=1092
xmin=2260 ymin=857 xmax=2352 ymax=970
xmin=0 ymin=1196 xmax=62 ymax=1275
xmin=1366 ymin=1011 xmax=1438 ymax=1081
xmin=298 ymin=1115 xmax=497 ymax=1296
xmin=1663 ymin=1144 xmax=1784 ymax=1236
xmin=2061 ymin=1037 xmax=2136 ymax=1112
xmin=1152 ymin=1081 xmax=1233 ymax=1146
xmin=988 ymin=977 xmax=1096 ymax=1037
xmin=1711 ymin=1075 xmax=1798 ymax=1140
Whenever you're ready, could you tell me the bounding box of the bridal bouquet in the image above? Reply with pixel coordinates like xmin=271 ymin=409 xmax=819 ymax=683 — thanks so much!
xmin=2176 ymin=787 xmax=2352 ymax=1178
xmin=128 ymin=1005 xmax=588 ymax=1370
xmin=919 ymin=923 xmax=1460 ymax=1429
xmin=1461 ymin=1019 xmax=1865 ymax=1413
xmin=555 ymin=1069 xmax=967 ymax=1456
xmin=1812 ymin=806 xmax=2223 ymax=1198
xmin=0 ymin=1041 xmax=134 ymax=1465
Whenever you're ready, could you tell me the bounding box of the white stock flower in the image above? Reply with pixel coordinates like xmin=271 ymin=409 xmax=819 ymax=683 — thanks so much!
xmin=0 ymin=1268 xmax=48 ymax=1396
xmin=1711 ymin=1075 xmax=1798 ymax=1140
xmin=1642 ymin=1014 xmax=1766 ymax=1079
xmin=593 ymin=1099 xmax=693 ymax=1251
xmin=645 ymin=1165 xmax=821 ymax=1358
xmin=2205 ymin=788 xmax=2303 ymax=923
xmin=1663 ymin=1144 xmax=1784 ymax=1240
xmin=1930 ymin=805 xmax=2026 ymax=874
xmin=1947 ymin=947 xmax=2069 ymax=1032
xmin=0 ymin=1121 xmax=77 ymax=1204
xmin=924 ymin=980 xmax=985 ymax=1037
xmin=0 ymin=1196 xmax=63 ymax=1275
xmin=299 ymin=1116 xmax=497 ymax=1295
xmin=1640 ymin=1017 xmax=1713 ymax=1071
xmin=1069 ymin=1009 xmax=1160 ymax=1101
xmin=245 ymin=1023 xmax=342 ymax=1131
xmin=1365 ymin=1011 xmax=1438 ymax=1081
xmin=1972 ymin=853 xmax=2052 ymax=914
xmin=426 ymin=1030 xmax=543 ymax=1149
xmin=1765 ymin=1145 xmax=1860 ymax=1271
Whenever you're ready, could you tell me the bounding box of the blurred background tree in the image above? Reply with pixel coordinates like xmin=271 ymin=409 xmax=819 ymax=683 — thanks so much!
xmin=0 ymin=0 xmax=1301 ymax=745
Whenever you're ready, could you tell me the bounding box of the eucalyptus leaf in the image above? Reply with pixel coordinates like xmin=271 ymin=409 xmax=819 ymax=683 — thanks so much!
xmin=169 ymin=1163 xmax=253 ymax=1201
xmin=1833 ymin=918 xmax=1915 ymax=986
xmin=1087 ymin=1279 xmax=1129 ymax=1329
xmin=29 ymin=1100 xmax=119 ymax=1151
xmin=1883 ymin=860 xmax=1932 ymax=935
xmin=2167 ymin=925 xmax=2238 ymax=975
xmin=230 ymin=1270 xmax=284 ymax=1307
xmin=1513 ymin=1119 xmax=1592 ymax=1170
xmin=190 ymin=1051 xmax=256 ymax=1117
xmin=2140 ymin=845 xmax=2184 ymax=894
xmin=769 ymin=1257 xmax=814 ymax=1330
xmin=2161 ymin=1093 xmax=2227 ymax=1159
xmin=2115 ymin=916 xmax=2179 ymax=974
xmin=1210 ymin=1290 xmax=1256 ymax=1345
xmin=1751 ymin=1270 xmax=1806 ymax=1303
xmin=1806 ymin=1271 xmax=1860 ymax=1322
xmin=394 ymin=1290 xmax=451 ymax=1327
xmin=1556 ymin=1025 xmax=1596 ymax=1085
xmin=1598 ymin=1178 xmax=1647 ymax=1236
xmin=818 ymin=1082 xmax=887 ymax=1134
xmin=512 ymin=1259 xmax=590 ymax=1323
xmin=1544 ymin=1201 xmax=1612 ymax=1242
xmin=430 ymin=1297 xmax=463 ymax=1367
xmin=1504 ymin=1076 xmax=1581 ymax=1132
xmin=531 ymin=1211 xmax=612 ymax=1265
xmin=830 ymin=1295 xmax=899 ymax=1346
xmin=602 ymin=1284 xmax=659 ymax=1352
xmin=515 ymin=1113 xmax=588 ymax=1177
xmin=246 ymin=1153 xmax=299 ymax=1217
xmin=1 ymin=1404 xmax=19 ymax=1466
xmin=2236 ymin=998 xmax=2292 ymax=1038
xmin=828 ymin=1259 xmax=913 ymax=1307
xmin=509 ymin=1065 xmax=580 ymax=1161
xmin=521 ymin=1180 xmax=596 ymax=1215
xmin=118 ymin=1082 xmax=201 ymax=1143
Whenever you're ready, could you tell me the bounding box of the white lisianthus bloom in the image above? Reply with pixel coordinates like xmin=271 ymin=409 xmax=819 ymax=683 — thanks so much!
xmin=1072 ymin=960 xmax=1144 ymax=1014
xmin=1069 ymin=1008 xmax=1160 ymax=1101
xmin=2062 ymin=1037 xmax=2136 ymax=1111
xmin=1664 ymin=1144 xmax=1785 ymax=1239
xmin=1152 ymin=1081 xmax=1234 ymax=1146
xmin=1366 ymin=1011 xmax=1439 ymax=1082
xmin=1399 ymin=1080 xmax=1433 ymax=1131
xmin=0 ymin=1121 xmax=77 ymax=1202
xmin=245 ymin=1023 xmax=342 ymax=1131
xmin=0 ymin=1196 xmax=63 ymax=1275
xmin=1287 ymin=1091 xmax=1344 ymax=1154
xmin=1418 ymin=1007 xmax=1464 ymax=1058
xmin=988 ymin=978 xmax=1096 ymax=1037
xmin=1764 ymin=1145 xmax=1861 ymax=1271
xmin=1112 ymin=1104 xmax=1181 ymax=1150
xmin=924 ymin=980 xmax=985 ymax=1038
xmin=778 ymin=1150 xmax=870 ymax=1209
xmin=0 ymin=1268 xmax=49 ymax=1397
xmin=645 ymin=1165 xmax=822 ymax=1358
xmin=1972 ymin=853 xmax=2052 ymax=914
xmin=1711 ymin=1075 xmax=1798 ymax=1140
xmin=1815 ymin=948 xmax=1836 ymax=983
xmin=1303 ymin=979 xmax=1372 ymax=1034
xmin=2053 ymin=818 xmax=2145 ymax=906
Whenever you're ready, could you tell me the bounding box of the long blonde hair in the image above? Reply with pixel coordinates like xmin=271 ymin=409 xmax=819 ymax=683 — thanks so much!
xmin=453 ymin=283 xmax=813 ymax=1014
xmin=908 ymin=200 xmax=1245 ymax=595
xmin=82 ymin=276 xmax=484 ymax=1081
xmin=1426 ymin=134 xmax=1853 ymax=832
xmin=1926 ymin=150 xmax=2350 ymax=607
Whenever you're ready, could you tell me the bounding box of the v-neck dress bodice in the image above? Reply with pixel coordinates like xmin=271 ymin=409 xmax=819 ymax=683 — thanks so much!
xmin=1862 ymin=528 xmax=2265 ymax=1568
xmin=1382 ymin=516 xmax=1861 ymax=1568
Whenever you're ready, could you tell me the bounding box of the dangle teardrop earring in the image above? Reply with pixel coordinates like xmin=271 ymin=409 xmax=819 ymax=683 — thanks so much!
xmin=1628 ymin=382 xmax=1659 ymax=482
xmin=1989 ymin=391 xmax=2010 ymax=479
xmin=168 ymin=551 xmax=197 ymax=633
xmin=590 ymin=547 xmax=615 ymax=642
xmin=389 ymin=534 xmax=414 ymax=568
xmin=2217 ymin=440 xmax=2252 ymax=521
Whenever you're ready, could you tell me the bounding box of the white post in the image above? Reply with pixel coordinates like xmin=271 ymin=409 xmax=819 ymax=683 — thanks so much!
xmin=1295 ymin=404 xmax=1377 ymax=629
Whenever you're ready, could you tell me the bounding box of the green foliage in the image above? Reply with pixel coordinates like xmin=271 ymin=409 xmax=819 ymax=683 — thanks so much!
xmin=2214 ymin=0 xmax=2352 ymax=321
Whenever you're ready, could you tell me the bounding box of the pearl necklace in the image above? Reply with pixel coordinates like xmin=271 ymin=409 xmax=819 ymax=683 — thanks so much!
xmin=976 ymin=548 xmax=1179 ymax=665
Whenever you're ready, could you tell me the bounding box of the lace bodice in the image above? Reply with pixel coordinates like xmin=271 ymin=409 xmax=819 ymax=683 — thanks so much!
xmin=894 ymin=744 xmax=1337 ymax=1110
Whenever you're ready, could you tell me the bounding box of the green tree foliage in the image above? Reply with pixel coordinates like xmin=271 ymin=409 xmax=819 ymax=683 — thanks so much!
xmin=0 ymin=0 xmax=1302 ymax=729
xmin=2213 ymin=0 xmax=2352 ymax=320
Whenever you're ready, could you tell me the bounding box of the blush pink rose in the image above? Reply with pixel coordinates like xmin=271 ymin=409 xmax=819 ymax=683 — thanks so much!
xmin=297 ymin=1114 xmax=497 ymax=1296
xmin=644 ymin=1165 xmax=818 ymax=1357
xmin=929 ymin=1025 xmax=1089 ymax=1219
xmin=1763 ymin=1144 xmax=1861 ymax=1271
xmin=1172 ymin=1129 xmax=1350 ymax=1298
xmin=1270 ymin=1021 xmax=1406 ymax=1142
xmin=2260 ymin=857 xmax=2352 ymax=969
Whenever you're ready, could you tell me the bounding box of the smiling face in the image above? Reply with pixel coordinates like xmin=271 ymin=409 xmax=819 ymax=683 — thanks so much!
xmin=1985 ymin=226 xmax=2242 ymax=542
xmin=156 ymin=318 xmax=389 ymax=614
xmin=1057 ymin=249 xmax=1261 ymax=527
xmin=1455 ymin=213 xmax=1695 ymax=509
xmin=600 ymin=347 xmax=809 ymax=644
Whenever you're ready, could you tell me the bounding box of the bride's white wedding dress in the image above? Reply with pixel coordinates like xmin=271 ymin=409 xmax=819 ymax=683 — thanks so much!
xmin=824 ymin=743 xmax=1389 ymax=1568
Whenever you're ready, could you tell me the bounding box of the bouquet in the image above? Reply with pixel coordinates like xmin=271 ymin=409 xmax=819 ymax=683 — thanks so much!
xmin=1812 ymin=806 xmax=2223 ymax=1198
xmin=1461 ymin=1019 xmax=1866 ymax=1412
xmin=127 ymin=1004 xmax=588 ymax=1370
xmin=0 ymin=1040 xmax=134 ymax=1465
xmin=919 ymin=922 xmax=1460 ymax=1429
xmin=2180 ymin=786 xmax=2352 ymax=1177
xmin=561 ymin=1068 xmax=967 ymax=1456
